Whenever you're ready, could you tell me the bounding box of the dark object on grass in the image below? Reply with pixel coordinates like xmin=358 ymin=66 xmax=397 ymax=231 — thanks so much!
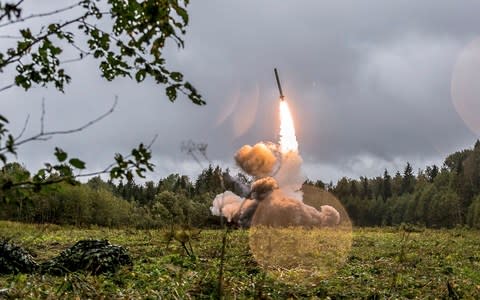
xmin=0 ymin=239 xmax=38 ymax=274
xmin=0 ymin=238 xmax=131 ymax=275
xmin=40 ymin=240 xmax=132 ymax=275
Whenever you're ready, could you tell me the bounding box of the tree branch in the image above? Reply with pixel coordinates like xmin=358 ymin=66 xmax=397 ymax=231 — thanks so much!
xmin=75 ymin=133 xmax=158 ymax=179
xmin=60 ymin=42 xmax=92 ymax=64
xmin=0 ymin=13 xmax=91 ymax=69
xmin=6 ymin=133 xmax=159 ymax=189
xmin=14 ymin=114 xmax=29 ymax=140
xmin=0 ymin=0 xmax=24 ymax=22
xmin=0 ymin=97 xmax=118 ymax=153
xmin=0 ymin=34 xmax=22 ymax=39
xmin=40 ymin=97 xmax=45 ymax=134
xmin=0 ymin=83 xmax=15 ymax=93
xmin=0 ymin=1 xmax=82 ymax=28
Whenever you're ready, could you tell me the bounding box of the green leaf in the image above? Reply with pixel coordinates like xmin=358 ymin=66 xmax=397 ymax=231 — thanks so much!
xmin=166 ymin=85 xmax=177 ymax=102
xmin=93 ymin=50 xmax=104 ymax=58
xmin=54 ymin=147 xmax=68 ymax=162
xmin=135 ymin=69 xmax=146 ymax=82
xmin=170 ymin=72 xmax=183 ymax=82
xmin=19 ymin=29 xmax=33 ymax=39
xmin=48 ymin=23 xmax=59 ymax=33
xmin=69 ymin=158 xmax=86 ymax=169
xmin=126 ymin=171 xmax=133 ymax=181
xmin=0 ymin=114 xmax=8 ymax=124
xmin=33 ymin=169 xmax=46 ymax=182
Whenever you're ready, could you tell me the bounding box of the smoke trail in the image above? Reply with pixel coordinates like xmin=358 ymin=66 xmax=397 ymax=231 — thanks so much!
xmin=279 ymin=101 xmax=298 ymax=153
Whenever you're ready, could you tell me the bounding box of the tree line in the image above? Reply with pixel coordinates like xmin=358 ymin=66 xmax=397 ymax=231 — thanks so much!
xmin=2 ymin=141 xmax=480 ymax=229
xmin=324 ymin=140 xmax=480 ymax=228
xmin=0 ymin=164 xmax=238 ymax=228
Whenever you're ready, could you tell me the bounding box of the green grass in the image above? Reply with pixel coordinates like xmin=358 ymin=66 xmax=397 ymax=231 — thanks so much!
xmin=1 ymin=221 xmax=479 ymax=299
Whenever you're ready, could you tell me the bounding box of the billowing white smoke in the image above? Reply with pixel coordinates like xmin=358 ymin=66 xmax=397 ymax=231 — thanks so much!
xmin=209 ymin=141 xmax=340 ymax=227
xmin=210 ymin=100 xmax=340 ymax=227
xmin=274 ymin=151 xmax=304 ymax=201
xmin=210 ymin=191 xmax=244 ymax=222
xmin=319 ymin=205 xmax=341 ymax=226
xmin=251 ymin=190 xmax=340 ymax=227
xmin=234 ymin=142 xmax=304 ymax=200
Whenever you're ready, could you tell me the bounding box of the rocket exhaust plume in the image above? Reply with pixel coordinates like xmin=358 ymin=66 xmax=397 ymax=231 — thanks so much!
xmin=275 ymin=68 xmax=298 ymax=153
xmin=279 ymin=101 xmax=299 ymax=154
xmin=209 ymin=69 xmax=352 ymax=285
xmin=211 ymin=68 xmax=340 ymax=225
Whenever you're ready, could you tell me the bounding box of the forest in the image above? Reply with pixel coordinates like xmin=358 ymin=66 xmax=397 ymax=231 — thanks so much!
xmin=2 ymin=140 xmax=480 ymax=229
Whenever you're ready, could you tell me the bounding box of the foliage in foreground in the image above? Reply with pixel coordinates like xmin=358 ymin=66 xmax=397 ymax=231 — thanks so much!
xmin=0 ymin=221 xmax=479 ymax=299
xmin=1 ymin=0 xmax=204 ymax=198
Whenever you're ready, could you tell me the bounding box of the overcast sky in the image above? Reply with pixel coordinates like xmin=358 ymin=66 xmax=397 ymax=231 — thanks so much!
xmin=2 ymin=1 xmax=480 ymax=183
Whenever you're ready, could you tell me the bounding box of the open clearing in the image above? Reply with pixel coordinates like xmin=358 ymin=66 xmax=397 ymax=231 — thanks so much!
xmin=0 ymin=221 xmax=479 ymax=299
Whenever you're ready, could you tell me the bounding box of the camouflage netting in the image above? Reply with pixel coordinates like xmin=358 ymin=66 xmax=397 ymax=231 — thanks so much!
xmin=0 ymin=239 xmax=38 ymax=274
xmin=39 ymin=240 xmax=132 ymax=275
xmin=0 ymin=239 xmax=132 ymax=275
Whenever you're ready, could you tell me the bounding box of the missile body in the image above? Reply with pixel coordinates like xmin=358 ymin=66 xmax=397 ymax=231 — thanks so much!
xmin=274 ymin=68 xmax=285 ymax=101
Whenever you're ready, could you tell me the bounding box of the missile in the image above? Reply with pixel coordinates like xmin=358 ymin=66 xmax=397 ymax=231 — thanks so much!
xmin=274 ymin=68 xmax=285 ymax=101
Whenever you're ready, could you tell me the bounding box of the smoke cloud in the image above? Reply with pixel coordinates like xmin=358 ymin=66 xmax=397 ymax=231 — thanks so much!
xmin=234 ymin=143 xmax=278 ymax=178
xmin=210 ymin=143 xmax=341 ymax=227
xmin=319 ymin=205 xmax=341 ymax=226
xmin=210 ymin=191 xmax=244 ymax=222
xmin=210 ymin=100 xmax=341 ymax=228
xmin=274 ymin=151 xmax=304 ymax=201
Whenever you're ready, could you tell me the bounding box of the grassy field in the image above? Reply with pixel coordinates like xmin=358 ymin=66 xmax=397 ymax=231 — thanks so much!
xmin=0 ymin=221 xmax=479 ymax=299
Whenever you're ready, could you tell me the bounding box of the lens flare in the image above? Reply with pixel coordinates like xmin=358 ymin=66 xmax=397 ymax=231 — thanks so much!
xmin=451 ymin=37 xmax=480 ymax=136
xmin=249 ymin=185 xmax=353 ymax=286
xmin=279 ymin=100 xmax=298 ymax=153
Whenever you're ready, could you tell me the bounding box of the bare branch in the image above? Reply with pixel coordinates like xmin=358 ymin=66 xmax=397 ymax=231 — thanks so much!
xmin=0 ymin=83 xmax=15 ymax=93
xmin=76 ymin=133 xmax=159 ymax=179
xmin=0 ymin=1 xmax=82 ymax=28
xmin=40 ymin=97 xmax=45 ymax=134
xmin=7 ymin=176 xmax=66 ymax=189
xmin=146 ymin=134 xmax=159 ymax=149
xmin=61 ymin=54 xmax=91 ymax=64
xmin=39 ymin=97 xmax=117 ymax=137
xmin=181 ymin=140 xmax=203 ymax=168
xmin=61 ymin=42 xmax=92 ymax=64
xmin=0 ymin=96 xmax=118 ymax=152
xmin=69 ymin=42 xmax=90 ymax=56
xmin=0 ymin=34 xmax=22 ymax=39
xmin=181 ymin=140 xmax=211 ymax=168
xmin=14 ymin=114 xmax=29 ymax=140
xmin=7 ymin=133 xmax=159 ymax=189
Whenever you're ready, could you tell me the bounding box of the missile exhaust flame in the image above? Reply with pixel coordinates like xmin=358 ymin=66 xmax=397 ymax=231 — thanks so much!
xmin=279 ymin=101 xmax=298 ymax=153
xmin=275 ymin=68 xmax=298 ymax=154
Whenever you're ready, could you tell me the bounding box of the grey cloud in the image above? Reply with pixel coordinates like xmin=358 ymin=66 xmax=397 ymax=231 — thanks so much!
xmin=2 ymin=1 xmax=480 ymax=183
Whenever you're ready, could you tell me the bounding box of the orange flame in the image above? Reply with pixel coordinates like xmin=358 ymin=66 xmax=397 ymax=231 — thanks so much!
xmin=279 ymin=100 xmax=298 ymax=153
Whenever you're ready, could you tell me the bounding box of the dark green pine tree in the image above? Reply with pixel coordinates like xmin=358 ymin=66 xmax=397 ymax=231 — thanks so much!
xmin=401 ymin=162 xmax=415 ymax=194
xmin=425 ymin=165 xmax=439 ymax=183
xmin=382 ymin=169 xmax=392 ymax=201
